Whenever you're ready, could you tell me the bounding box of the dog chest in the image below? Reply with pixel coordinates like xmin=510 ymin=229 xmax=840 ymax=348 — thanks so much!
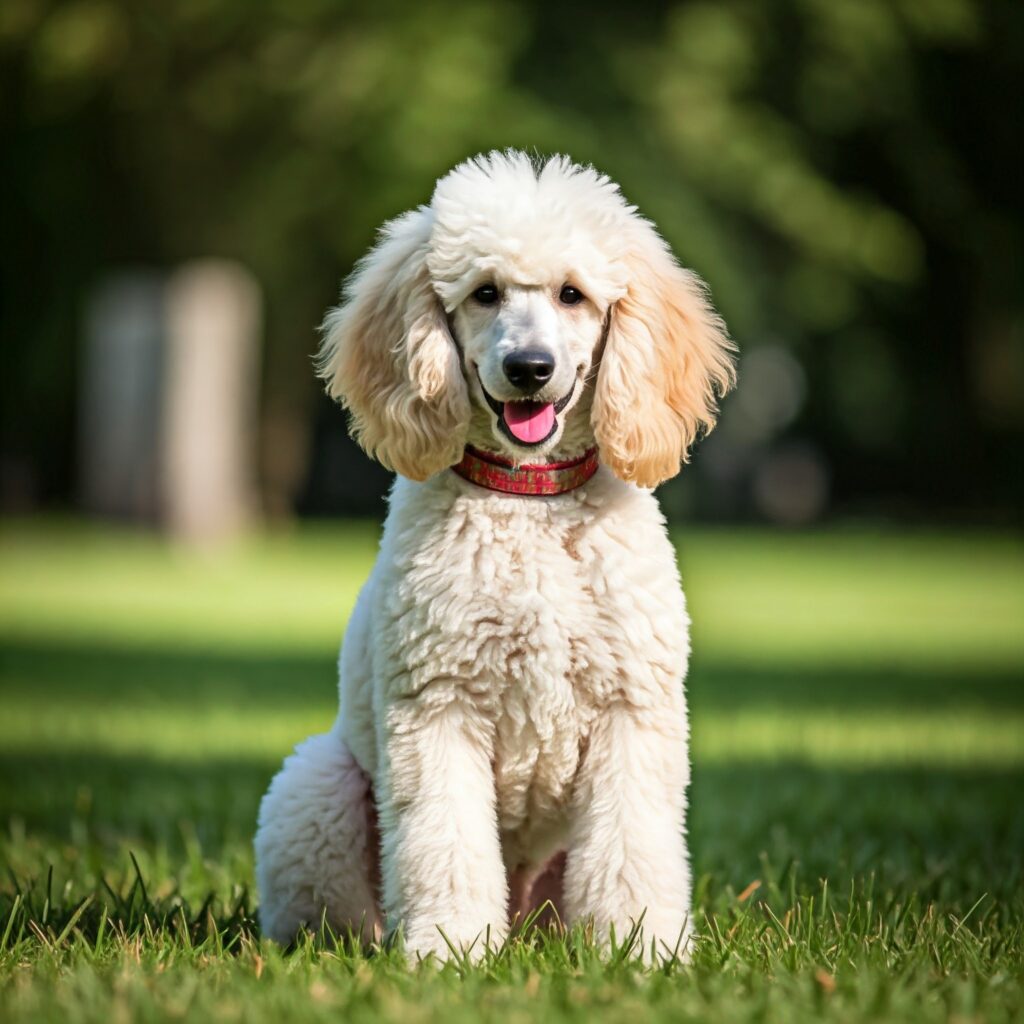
xmin=377 ymin=480 xmax=687 ymax=827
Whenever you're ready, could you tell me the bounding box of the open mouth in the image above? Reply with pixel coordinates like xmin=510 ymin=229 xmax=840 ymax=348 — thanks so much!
xmin=477 ymin=372 xmax=576 ymax=447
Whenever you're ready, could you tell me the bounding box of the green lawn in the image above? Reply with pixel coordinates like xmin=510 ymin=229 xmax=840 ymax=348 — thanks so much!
xmin=1 ymin=519 xmax=1022 ymax=1022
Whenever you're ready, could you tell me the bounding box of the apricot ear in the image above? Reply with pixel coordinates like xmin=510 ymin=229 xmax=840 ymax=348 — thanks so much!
xmin=593 ymin=224 xmax=735 ymax=487
xmin=317 ymin=208 xmax=470 ymax=480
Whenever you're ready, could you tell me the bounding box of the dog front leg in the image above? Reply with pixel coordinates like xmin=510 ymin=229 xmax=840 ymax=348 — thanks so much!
xmin=564 ymin=703 xmax=692 ymax=960
xmin=377 ymin=695 xmax=507 ymax=961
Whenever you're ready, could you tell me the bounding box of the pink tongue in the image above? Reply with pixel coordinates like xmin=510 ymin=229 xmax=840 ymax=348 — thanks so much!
xmin=503 ymin=401 xmax=555 ymax=443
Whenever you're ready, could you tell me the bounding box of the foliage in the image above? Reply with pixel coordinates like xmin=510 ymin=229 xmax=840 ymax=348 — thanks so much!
xmin=1 ymin=0 xmax=1022 ymax=515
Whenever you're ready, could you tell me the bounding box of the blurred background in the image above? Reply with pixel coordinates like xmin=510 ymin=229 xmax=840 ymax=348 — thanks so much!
xmin=0 ymin=0 xmax=1022 ymax=944
xmin=2 ymin=0 xmax=1022 ymax=530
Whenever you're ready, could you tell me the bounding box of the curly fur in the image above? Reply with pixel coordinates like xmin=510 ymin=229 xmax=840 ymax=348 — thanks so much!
xmin=255 ymin=150 xmax=736 ymax=961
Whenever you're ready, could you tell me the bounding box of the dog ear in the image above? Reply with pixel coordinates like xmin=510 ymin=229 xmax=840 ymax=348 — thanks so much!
xmin=592 ymin=221 xmax=736 ymax=488
xmin=317 ymin=207 xmax=471 ymax=481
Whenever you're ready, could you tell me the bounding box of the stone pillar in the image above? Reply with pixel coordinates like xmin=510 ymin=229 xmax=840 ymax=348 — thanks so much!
xmin=79 ymin=274 xmax=164 ymax=520
xmin=161 ymin=260 xmax=261 ymax=545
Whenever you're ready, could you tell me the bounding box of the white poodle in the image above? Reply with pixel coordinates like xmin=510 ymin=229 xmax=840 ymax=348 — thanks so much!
xmin=254 ymin=151 xmax=735 ymax=960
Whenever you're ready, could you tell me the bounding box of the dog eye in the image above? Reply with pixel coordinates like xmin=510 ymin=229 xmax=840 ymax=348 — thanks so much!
xmin=559 ymin=285 xmax=585 ymax=306
xmin=472 ymin=284 xmax=500 ymax=305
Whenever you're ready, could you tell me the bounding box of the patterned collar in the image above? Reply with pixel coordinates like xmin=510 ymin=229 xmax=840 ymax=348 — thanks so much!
xmin=452 ymin=444 xmax=599 ymax=496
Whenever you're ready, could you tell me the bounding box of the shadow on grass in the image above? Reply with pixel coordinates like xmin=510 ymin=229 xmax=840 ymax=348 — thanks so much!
xmin=0 ymin=637 xmax=338 ymax=711
xmin=3 ymin=636 xmax=1023 ymax=711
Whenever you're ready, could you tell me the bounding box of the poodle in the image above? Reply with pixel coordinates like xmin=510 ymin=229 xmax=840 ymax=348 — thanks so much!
xmin=254 ymin=150 xmax=736 ymax=961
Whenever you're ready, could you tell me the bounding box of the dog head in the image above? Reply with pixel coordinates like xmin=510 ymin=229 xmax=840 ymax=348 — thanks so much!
xmin=318 ymin=151 xmax=735 ymax=486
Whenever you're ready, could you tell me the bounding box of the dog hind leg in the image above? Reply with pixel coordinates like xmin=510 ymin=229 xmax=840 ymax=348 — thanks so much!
xmin=255 ymin=730 xmax=381 ymax=943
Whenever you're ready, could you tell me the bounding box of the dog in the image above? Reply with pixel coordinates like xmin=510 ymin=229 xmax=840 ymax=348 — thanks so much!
xmin=254 ymin=150 xmax=735 ymax=960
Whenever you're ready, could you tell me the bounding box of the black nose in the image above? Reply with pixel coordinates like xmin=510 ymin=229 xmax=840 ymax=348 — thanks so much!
xmin=503 ymin=349 xmax=555 ymax=394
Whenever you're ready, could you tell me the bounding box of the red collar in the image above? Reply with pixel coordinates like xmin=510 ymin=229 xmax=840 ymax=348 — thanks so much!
xmin=452 ymin=445 xmax=599 ymax=496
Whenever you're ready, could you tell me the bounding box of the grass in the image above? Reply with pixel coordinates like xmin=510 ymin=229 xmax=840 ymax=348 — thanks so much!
xmin=1 ymin=518 xmax=1022 ymax=1022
